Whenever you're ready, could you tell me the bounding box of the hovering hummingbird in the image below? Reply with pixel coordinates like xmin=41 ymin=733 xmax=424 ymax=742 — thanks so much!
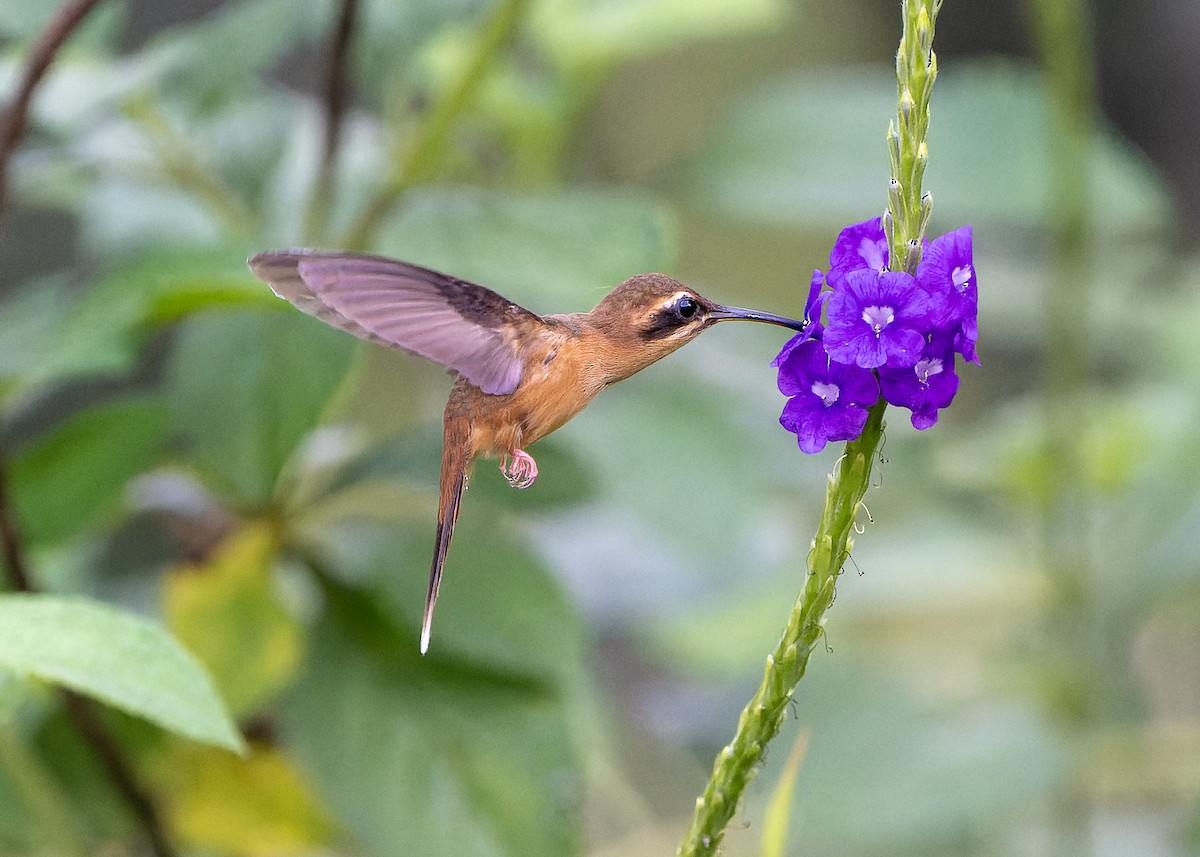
xmin=249 ymin=250 xmax=805 ymax=653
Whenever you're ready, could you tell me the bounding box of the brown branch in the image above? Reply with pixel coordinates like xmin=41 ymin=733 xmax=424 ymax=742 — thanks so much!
xmin=0 ymin=0 xmax=106 ymax=223
xmin=303 ymin=0 xmax=360 ymax=244
xmin=0 ymin=462 xmax=34 ymax=593
xmin=59 ymin=691 xmax=178 ymax=857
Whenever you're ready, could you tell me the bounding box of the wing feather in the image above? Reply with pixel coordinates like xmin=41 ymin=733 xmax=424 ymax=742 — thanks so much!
xmin=248 ymin=250 xmax=538 ymax=395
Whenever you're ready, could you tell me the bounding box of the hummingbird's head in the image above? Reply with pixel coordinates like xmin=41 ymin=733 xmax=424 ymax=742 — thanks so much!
xmin=592 ymin=274 xmax=807 ymax=343
xmin=588 ymin=274 xmax=806 ymax=380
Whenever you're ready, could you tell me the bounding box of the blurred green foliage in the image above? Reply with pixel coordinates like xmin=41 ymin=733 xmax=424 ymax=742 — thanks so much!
xmin=1 ymin=1 xmax=1198 ymax=856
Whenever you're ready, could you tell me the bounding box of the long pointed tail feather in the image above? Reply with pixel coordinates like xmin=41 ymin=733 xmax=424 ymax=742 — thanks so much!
xmin=421 ymin=421 xmax=469 ymax=654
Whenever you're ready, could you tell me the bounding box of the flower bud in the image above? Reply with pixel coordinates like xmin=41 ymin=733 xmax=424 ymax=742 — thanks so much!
xmin=888 ymin=178 xmax=904 ymax=216
xmin=917 ymin=8 xmax=933 ymax=54
xmin=918 ymin=192 xmax=933 ymax=235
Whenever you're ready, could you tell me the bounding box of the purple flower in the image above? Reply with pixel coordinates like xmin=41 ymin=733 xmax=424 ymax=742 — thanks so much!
xmin=916 ymin=226 xmax=978 ymax=364
xmin=878 ymin=333 xmax=959 ymax=429
xmin=772 ymin=217 xmax=977 ymax=454
xmin=772 ymin=269 xmax=830 ymax=367
xmin=776 ymin=340 xmax=879 ymax=454
xmin=827 ymin=216 xmax=889 ymax=288
xmin=824 ymin=269 xmax=932 ymax=369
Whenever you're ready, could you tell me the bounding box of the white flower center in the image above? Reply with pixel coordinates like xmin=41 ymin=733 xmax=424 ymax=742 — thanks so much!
xmin=915 ymin=357 xmax=943 ymax=384
xmin=811 ymin=380 xmax=840 ymax=407
xmin=952 ymin=264 xmax=972 ymax=293
xmin=861 ymin=305 xmax=895 ymax=335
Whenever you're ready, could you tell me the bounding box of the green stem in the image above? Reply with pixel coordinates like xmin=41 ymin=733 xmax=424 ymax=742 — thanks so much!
xmin=1025 ymin=0 xmax=1095 ymax=854
xmin=677 ymin=3 xmax=939 ymax=854
xmin=340 ymin=0 xmax=527 ymax=251
xmin=1025 ymin=0 xmax=1093 ymax=522
xmin=124 ymin=99 xmax=258 ymax=237
xmin=677 ymin=401 xmax=886 ymax=857
xmin=1026 ymin=0 xmax=1091 ymax=405
xmin=885 ymin=0 xmax=940 ymax=271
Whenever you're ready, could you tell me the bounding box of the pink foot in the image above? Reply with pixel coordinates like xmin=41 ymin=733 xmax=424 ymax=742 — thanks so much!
xmin=500 ymin=449 xmax=538 ymax=489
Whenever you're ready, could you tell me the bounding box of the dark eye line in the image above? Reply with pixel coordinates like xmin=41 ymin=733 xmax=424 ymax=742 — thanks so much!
xmin=639 ymin=297 xmax=703 ymax=340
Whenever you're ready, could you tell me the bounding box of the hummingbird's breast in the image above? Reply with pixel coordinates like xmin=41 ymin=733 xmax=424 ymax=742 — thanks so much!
xmin=449 ymin=318 xmax=609 ymax=460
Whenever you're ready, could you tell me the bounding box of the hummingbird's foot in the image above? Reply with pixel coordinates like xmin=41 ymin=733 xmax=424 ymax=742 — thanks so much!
xmin=500 ymin=449 xmax=538 ymax=489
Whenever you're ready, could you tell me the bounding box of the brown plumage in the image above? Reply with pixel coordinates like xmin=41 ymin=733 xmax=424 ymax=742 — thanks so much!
xmin=249 ymin=250 xmax=805 ymax=653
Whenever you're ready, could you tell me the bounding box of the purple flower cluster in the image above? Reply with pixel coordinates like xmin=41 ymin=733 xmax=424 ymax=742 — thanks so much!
xmin=774 ymin=217 xmax=977 ymax=453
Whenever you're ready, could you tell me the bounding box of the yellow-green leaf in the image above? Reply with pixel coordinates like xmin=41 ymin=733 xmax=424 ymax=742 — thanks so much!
xmin=760 ymin=730 xmax=809 ymax=857
xmin=164 ymin=523 xmax=301 ymax=718
xmin=156 ymin=742 xmax=332 ymax=857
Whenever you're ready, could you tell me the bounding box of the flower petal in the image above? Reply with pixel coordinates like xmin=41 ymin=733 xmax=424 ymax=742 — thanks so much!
xmin=827 ymin=217 xmax=888 ymax=287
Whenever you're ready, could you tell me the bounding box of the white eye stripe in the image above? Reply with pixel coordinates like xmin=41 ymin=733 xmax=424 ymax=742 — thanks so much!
xmin=664 ymin=291 xmax=696 ymax=309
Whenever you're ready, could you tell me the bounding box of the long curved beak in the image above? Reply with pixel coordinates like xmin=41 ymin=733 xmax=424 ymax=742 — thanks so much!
xmin=709 ymin=304 xmax=806 ymax=331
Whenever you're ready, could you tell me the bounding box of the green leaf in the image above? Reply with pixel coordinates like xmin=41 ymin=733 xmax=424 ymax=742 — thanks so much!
xmin=300 ymin=481 xmax=586 ymax=679
xmin=0 ymin=595 xmax=243 ymax=753
xmin=67 ymin=245 xmax=274 ymax=351
xmin=381 ymin=186 xmax=677 ymax=311
xmin=0 ymin=249 xmax=274 ymax=413
xmin=282 ymin=459 xmax=589 ymax=857
xmin=675 ymin=60 xmax=1171 ymax=232
xmin=9 ymin=397 xmax=169 ymax=546
xmin=397 ymin=500 xmax=585 ymax=676
xmin=164 ymin=308 xmax=355 ymax=507
xmin=285 ymin=613 xmax=582 ymax=857
xmin=0 ymin=277 xmax=77 ymax=412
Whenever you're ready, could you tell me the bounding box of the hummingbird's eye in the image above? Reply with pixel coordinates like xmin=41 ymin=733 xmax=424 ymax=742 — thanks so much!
xmin=676 ymin=296 xmax=699 ymax=320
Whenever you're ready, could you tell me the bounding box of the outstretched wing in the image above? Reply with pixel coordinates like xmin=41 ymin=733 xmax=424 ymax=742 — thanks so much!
xmin=248 ymin=250 xmax=540 ymax=395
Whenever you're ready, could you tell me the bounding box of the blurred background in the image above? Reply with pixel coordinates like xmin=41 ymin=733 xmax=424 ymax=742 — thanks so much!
xmin=2 ymin=0 xmax=1199 ymax=855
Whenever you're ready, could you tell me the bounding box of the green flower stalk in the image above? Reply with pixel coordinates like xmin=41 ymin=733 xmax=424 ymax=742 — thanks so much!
xmin=676 ymin=403 xmax=885 ymax=857
xmin=886 ymin=0 xmax=941 ymax=273
xmin=676 ymin=3 xmax=942 ymax=855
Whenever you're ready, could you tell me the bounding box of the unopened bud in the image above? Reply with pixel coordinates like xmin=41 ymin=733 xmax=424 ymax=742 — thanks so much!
xmin=917 ymin=8 xmax=933 ymax=53
xmin=905 ymin=238 xmax=922 ymax=274
xmin=887 ymin=180 xmax=904 ymax=219
xmin=917 ymin=193 xmax=933 ymax=238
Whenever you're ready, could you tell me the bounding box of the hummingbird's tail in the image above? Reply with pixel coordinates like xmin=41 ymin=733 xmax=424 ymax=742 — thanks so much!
xmin=422 ymin=420 xmax=470 ymax=654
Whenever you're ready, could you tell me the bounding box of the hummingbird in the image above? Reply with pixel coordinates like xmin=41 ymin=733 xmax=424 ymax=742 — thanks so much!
xmin=248 ymin=250 xmax=805 ymax=653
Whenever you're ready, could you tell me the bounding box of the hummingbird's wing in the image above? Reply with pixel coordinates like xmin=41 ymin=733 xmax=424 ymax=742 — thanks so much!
xmin=248 ymin=250 xmax=541 ymax=395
